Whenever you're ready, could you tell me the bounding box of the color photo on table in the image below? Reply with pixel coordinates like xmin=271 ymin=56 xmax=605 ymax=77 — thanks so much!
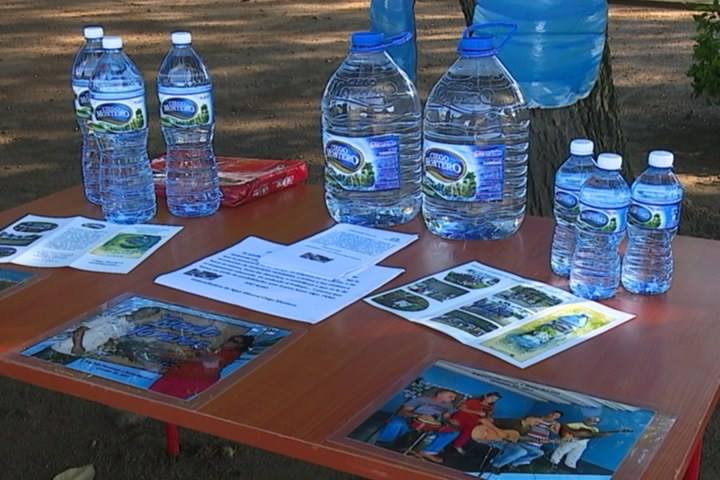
xmin=20 ymin=295 xmax=291 ymax=401
xmin=347 ymin=361 xmax=659 ymax=479
xmin=0 ymin=267 xmax=37 ymax=296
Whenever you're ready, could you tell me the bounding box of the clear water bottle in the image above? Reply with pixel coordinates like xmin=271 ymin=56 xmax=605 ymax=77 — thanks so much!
xmin=622 ymin=151 xmax=683 ymax=295
xmin=550 ymin=139 xmax=596 ymax=277
xmin=570 ymin=153 xmax=630 ymax=300
xmin=90 ymin=36 xmax=156 ymax=224
xmin=157 ymin=31 xmax=220 ymax=218
xmin=422 ymin=24 xmax=529 ymax=240
xmin=321 ymin=31 xmax=422 ymax=227
xmin=72 ymin=25 xmax=104 ymax=205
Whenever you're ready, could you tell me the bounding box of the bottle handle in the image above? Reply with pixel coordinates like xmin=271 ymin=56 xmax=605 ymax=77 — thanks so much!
xmin=463 ymin=23 xmax=517 ymax=52
xmin=384 ymin=32 xmax=414 ymax=49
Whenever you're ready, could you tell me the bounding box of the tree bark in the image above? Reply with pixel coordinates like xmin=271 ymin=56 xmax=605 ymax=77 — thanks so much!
xmin=458 ymin=0 xmax=629 ymax=217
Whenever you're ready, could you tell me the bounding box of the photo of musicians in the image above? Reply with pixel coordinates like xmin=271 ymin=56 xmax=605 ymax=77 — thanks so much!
xmin=348 ymin=361 xmax=657 ymax=479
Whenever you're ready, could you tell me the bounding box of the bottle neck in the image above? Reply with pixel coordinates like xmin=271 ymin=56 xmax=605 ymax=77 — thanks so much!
xmin=86 ymin=38 xmax=103 ymax=48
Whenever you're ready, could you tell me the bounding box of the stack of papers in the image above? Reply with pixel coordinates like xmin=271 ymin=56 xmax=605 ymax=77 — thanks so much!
xmin=0 ymin=215 xmax=182 ymax=274
xmin=155 ymin=236 xmax=404 ymax=324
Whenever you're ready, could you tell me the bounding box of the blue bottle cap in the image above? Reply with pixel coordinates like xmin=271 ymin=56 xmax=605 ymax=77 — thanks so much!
xmin=350 ymin=32 xmax=387 ymax=53
xmin=458 ymin=35 xmax=495 ymax=57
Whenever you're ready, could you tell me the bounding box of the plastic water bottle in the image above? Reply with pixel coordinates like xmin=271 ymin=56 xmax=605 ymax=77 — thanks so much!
xmin=370 ymin=0 xmax=417 ymax=82
xmin=422 ymin=24 xmax=529 ymax=240
xmin=157 ymin=31 xmax=221 ymax=217
xmin=550 ymin=139 xmax=596 ymax=277
xmin=570 ymin=153 xmax=630 ymax=300
xmin=322 ymin=31 xmax=422 ymax=227
xmin=622 ymin=151 xmax=683 ymax=295
xmin=90 ymin=36 xmax=156 ymax=224
xmin=72 ymin=25 xmax=104 ymax=205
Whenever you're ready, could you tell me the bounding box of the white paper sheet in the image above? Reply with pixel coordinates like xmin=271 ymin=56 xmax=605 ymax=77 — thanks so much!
xmin=258 ymin=223 xmax=417 ymax=279
xmin=366 ymin=261 xmax=635 ymax=368
xmin=1 ymin=215 xmax=182 ymax=274
xmin=155 ymin=236 xmax=404 ymax=324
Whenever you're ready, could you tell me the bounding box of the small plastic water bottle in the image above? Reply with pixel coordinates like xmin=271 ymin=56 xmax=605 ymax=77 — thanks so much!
xmin=570 ymin=153 xmax=630 ymax=300
xmin=622 ymin=151 xmax=683 ymax=295
xmin=422 ymin=24 xmax=529 ymax=240
xmin=72 ymin=25 xmax=104 ymax=205
xmin=90 ymin=36 xmax=156 ymax=224
xmin=157 ymin=31 xmax=220 ymax=217
xmin=550 ymin=139 xmax=596 ymax=277
xmin=322 ymin=31 xmax=422 ymax=227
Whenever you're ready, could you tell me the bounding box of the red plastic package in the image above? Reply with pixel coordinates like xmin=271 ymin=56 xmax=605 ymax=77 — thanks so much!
xmin=151 ymin=155 xmax=308 ymax=207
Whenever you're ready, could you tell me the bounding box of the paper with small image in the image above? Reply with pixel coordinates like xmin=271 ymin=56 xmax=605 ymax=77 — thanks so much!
xmin=259 ymin=223 xmax=417 ymax=279
xmin=0 ymin=215 xmax=182 ymax=274
xmin=156 ymin=236 xmax=404 ymax=324
xmin=366 ymin=261 xmax=634 ymax=368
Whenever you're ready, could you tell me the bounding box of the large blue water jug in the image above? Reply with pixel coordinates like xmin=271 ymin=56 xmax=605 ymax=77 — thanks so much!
xmin=370 ymin=0 xmax=417 ymax=82
xmin=472 ymin=0 xmax=607 ymax=108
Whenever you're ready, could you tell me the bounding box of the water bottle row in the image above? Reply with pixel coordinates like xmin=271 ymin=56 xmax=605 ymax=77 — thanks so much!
xmin=322 ymin=25 xmax=529 ymax=241
xmin=72 ymin=26 xmax=221 ymax=224
xmin=551 ymin=140 xmax=683 ymax=299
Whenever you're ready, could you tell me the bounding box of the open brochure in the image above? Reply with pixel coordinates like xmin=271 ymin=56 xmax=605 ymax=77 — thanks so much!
xmin=0 ymin=215 xmax=182 ymax=274
xmin=156 ymin=236 xmax=404 ymax=324
xmin=366 ymin=261 xmax=634 ymax=368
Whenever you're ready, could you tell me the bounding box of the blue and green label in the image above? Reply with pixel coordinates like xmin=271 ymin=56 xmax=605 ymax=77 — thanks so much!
xmin=423 ymin=140 xmax=504 ymax=203
xmin=629 ymin=201 xmax=681 ymax=229
xmin=158 ymin=85 xmax=213 ymax=128
xmin=577 ymin=203 xmax=629 ymax=233
xmin=323 ymin=132 xmax=400 ymax=191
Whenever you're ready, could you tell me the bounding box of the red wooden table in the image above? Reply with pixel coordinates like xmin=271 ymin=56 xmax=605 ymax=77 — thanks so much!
xmin=0 ymin=184 xmax=716 ymax=479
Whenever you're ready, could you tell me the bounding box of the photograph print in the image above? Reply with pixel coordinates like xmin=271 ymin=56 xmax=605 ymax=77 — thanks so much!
xmin=21 ymin=295 xmax=291 ymax=401
xmin=347 ymin=361 xmax=662 ymax=479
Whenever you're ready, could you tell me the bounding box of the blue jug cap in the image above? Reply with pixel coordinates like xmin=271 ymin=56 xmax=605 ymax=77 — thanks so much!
xmin=350 ymin=31 xmax=413 ymax=53
xmin=458 ymin=23 xmax=517 ymax=58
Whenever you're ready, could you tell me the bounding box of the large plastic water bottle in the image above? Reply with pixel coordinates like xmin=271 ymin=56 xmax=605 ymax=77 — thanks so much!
xmin=72 ymin=25 xmax=104 ymax=205
xmin=622 ymin=151 xmax=683 ymax=295
xmin=322 ymin=31 xmax=422 ymax=227
xmin=570 ymin=153 xmax=630 ymax=300
xmin=369 ymin=0 xmax=417 ymax=82
xmin=550 ymin=139 xmax=596 ymax=277
xmin=157 ymin=31 xmax=221 ymax=218
xmin=422 ymin=24 xmax=529 ymax=240
xmin=90 ymin=36 xmax=156 ymax=224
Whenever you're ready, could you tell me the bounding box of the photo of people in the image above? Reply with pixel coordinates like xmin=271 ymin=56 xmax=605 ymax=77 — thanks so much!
xmin=429 ymin=310 xmax=498 ymax=337
xmin=22 ymin=295 xmax=291 ymax=401
xmin=407 ymin=278 xmax=469 ymax=302
xmin=496 ymin=285 xmax=566 ymax=311
xmin=443 ymin=268 xmax=501 ymax=290
xmin=347 ymin=361 xmax=659 ymax=479
xmin=461 ymin=297 xmax=532 ymax=326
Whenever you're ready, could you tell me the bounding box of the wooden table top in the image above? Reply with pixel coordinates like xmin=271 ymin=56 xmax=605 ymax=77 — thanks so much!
xmin=0 ymin=184 xmax=718 ymax=480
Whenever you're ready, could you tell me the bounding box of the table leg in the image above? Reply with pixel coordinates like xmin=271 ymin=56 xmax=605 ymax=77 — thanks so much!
xmin=165 ymin=423 xmax=180 ymax=457
xmin=683 ymin=438 xmax=702 ymax=480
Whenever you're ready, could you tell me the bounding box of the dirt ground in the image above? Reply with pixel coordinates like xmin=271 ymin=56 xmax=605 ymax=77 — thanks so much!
xmin=0 ymin=1 xmax=719 ymax=479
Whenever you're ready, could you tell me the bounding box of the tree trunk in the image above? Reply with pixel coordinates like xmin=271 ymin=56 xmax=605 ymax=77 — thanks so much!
xmin=458 ymin=0 xmax=629 ymax=217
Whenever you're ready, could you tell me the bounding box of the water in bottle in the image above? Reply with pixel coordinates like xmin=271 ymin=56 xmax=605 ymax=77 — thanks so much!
xmin=622 ymin=151 xmax=683 ymax=295
xmin=72 ymin=25 xmax=104 ymax=205
xmin=90 ymin=36 xmax=156 ymax=224
xmin=570 ymin=153 xmax=630 ymax=300
xmin=158 ymin=31 xmax=220 ymax=217
xmin=550 ymin=139 xmax=596 ymax=277
xmin=422 ymin=24 xmax=530 ymax=240
xmin=321 ymin=31 xmax=422 ymax=227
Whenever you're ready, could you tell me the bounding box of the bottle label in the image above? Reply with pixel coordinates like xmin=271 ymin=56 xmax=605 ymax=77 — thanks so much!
xmin=554 ymin=186 xmax=580 ymax=216
xmin=72 ymin=81 xmax=93 ymax=120
xmin=323 ymin=132 xmax=400 ymax=191
xmin=422 ymin=140 xmax=504 ymax=203
xmin=158 ymin=86 xmax=214 ymax=128
xmin=90 ymin=93 xmax=147 ymax=133
xmin=629 ymin=200 xmax=681 ymax=229
xmin=577 ymin=202 xmax=629 ymax=233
